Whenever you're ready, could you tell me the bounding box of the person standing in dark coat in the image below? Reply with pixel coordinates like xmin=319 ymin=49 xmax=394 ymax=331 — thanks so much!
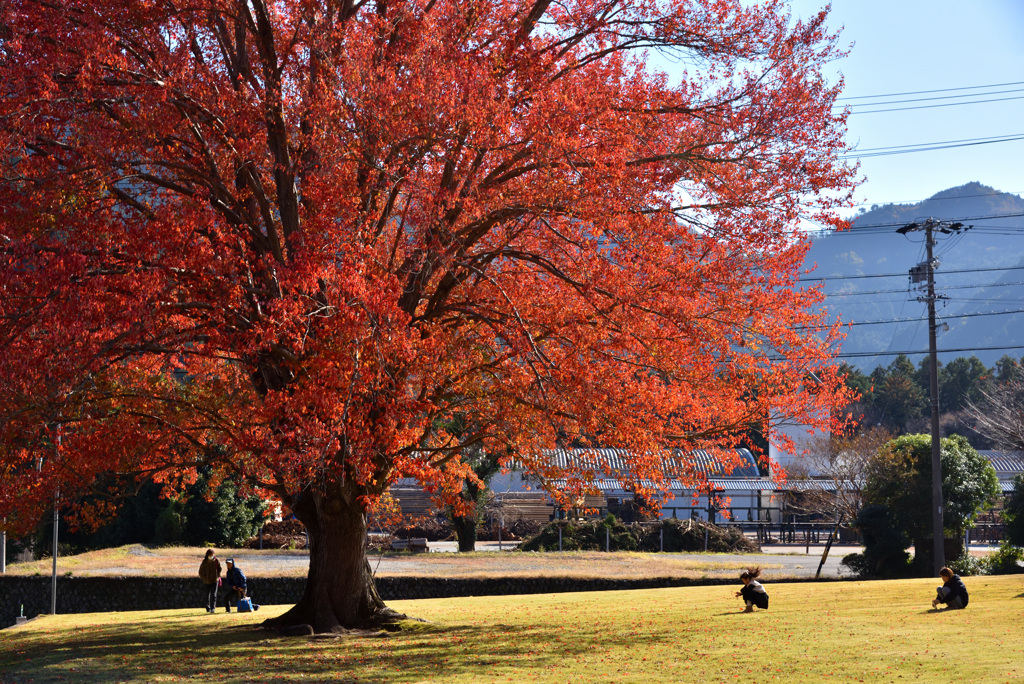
xmin=932 ymin=567 xmax=969 ymax=609
xmin=223 ymin=558 xmax=247 ymax=612
xmin=197 ymin=549 xmax=222 ymax=614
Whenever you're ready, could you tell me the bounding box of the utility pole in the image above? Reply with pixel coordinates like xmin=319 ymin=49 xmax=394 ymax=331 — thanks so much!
xmin=51 ymin=429 xmax=60 ymax=615
xmin=897 ymin=218 xmax=965 ymax=575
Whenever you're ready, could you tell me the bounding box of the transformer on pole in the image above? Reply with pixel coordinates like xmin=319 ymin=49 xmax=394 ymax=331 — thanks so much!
xmin=896 ymin=218 xmax=967 ymax=575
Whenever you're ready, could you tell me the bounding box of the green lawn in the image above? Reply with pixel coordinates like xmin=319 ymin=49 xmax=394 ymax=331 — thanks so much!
xmin=2 ymin=575 xmax=1023 ymax=683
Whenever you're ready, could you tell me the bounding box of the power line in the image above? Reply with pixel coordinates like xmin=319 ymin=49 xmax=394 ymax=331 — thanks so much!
xmin=848 ymin=189 xmax=1024 ymax=209
xmin=813 ymin=211 xmax=1024 ymax=235
xmin=857 ymin=211 xmax=1024 ymax=228
xmin=948 ymin=297 xmax=1024 ymax=304
xmin=835 ymin=80 xmax=1024 ymax=102
xmin=841 ymin=134 xmax=1024 ymax=159
xmin=823 ymin=288 xmax=914 ymax=297
xmin=847 ymin=134 xmax=1024 ymax=154
xmin=930 ymin=281 xmax=1024 ymax=291
xmin=822 ymin=281 xmax=1024 ymax=297
xmin=838 ymin=87 xmax=1024 ymax=109
xmin=801 ymin=264 xmax=1024 ymax=283
xmin=829 ymin=344 xmax=1024 ymax=360
xmin=845 ymin=94 xmax=1024 ymax=115
xmin=807 ymin=308 xmax=1024 ymax=329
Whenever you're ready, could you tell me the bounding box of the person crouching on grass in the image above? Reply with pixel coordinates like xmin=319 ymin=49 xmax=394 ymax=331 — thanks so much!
xmin=932 ymin=567 xmax=969 ymax=610
xmin=736 ymin=566 xmax=769 ymax=613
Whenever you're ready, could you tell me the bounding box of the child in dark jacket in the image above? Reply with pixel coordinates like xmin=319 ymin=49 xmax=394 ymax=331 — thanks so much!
xmin=736 ymin=566 xmax=769 ymax=613
xmin=932 ymin=567 xmax=969 ymax=609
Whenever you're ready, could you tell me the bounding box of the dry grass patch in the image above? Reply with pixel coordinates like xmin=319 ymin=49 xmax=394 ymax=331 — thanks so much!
xmin=5 ymin=546 xmax=777 ymax=580
xmin=4 ymin=545 xmax=311 ymax=578
xmin=3 ymin=576 xmax=1024 ymax=683
xmin=370 ymin=550 xmax=774 ymax=578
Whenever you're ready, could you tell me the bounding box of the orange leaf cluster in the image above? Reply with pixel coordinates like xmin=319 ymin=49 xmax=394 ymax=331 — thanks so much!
xmin=0 ymin=0 xmax=856 ymax=535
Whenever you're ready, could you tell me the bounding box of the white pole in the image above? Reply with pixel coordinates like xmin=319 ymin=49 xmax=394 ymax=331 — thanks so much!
xmin=51 ymin=430 xmax=60 ymax=614
xmin=51 ymin=498 xmax=58 ymax=614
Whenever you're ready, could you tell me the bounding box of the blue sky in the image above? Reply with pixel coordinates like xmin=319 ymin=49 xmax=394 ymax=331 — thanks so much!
xmin=791 ymin=0 xmax=1024 ymax=211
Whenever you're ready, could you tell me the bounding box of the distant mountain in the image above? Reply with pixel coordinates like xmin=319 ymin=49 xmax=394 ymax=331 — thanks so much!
xmin=802 ymin=182 xmax=1024 ymax=371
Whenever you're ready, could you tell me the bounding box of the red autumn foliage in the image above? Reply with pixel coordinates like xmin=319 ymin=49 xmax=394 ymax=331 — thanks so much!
xmin=0 ymin=0 xmax=855 ymax=631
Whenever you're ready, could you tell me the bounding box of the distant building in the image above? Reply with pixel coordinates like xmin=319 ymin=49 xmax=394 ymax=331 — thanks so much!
xmin=768 ymin=410 xmax=830 ymax=476
xmin=391 ymin=448 xmax=797 ymax=525
xmin=979 ymin=450 xmax=1024 ymax=494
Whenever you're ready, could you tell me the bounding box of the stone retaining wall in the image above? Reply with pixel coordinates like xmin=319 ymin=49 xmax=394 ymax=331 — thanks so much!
xmin=2 ymin=575 xmax=750 ymax=628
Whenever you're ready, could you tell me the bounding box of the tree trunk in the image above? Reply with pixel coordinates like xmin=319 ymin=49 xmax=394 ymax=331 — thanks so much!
xmin=264 ymin=485 xmax=403 ymax=633
xmin=452 ymin=514 xmax=478 ymax=552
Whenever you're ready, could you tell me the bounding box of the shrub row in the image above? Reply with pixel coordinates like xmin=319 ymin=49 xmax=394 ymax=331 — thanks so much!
xmin=520 ymin=516 xmax=760 ymax=553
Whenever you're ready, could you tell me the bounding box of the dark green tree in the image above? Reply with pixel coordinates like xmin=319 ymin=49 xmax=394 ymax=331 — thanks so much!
xmin=180 ymin=469 xmax=268 ymax=547
xmin=992 ymin=355 xmax=1024 ymax=386
xmin=58 ymin=470 xmax=266 ymax=549
xmin=431 ymin=414 xmax=503 ymax=552
xmin=447 ymin=444 xmax=502 ymax=553
xmin=939 ymin=356 xmax=990 ymax=414
xmin=842 ymin=504 xmax=912 ymax=578
xmin=1003 ymin=475 xmax=1024 ymax=548
xmin=838 ymin=363 xmax=873 ymax=427
xmin=839 ymin=363 xmax=872 ymax=399
xmin=864 ymin=434 xmax=999 ymax=572
xmin=915 ymin=357 xmax=935 ymax=398
xmin=869 ymin=355 xmax=927 ymax=432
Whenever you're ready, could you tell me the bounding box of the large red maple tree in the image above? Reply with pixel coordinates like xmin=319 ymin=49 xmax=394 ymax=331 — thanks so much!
xmin=0 ymin=0 xmax=855 ymax=631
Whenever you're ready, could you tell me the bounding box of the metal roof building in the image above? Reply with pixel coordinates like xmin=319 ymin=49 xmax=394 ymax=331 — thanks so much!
xmin=979 ymin=450 xmax=1024 ymax=494
xmin=527 ymin=448 xmax=761 ymax=479
xmin=979 ymin=450 xmax=1024 ymax=476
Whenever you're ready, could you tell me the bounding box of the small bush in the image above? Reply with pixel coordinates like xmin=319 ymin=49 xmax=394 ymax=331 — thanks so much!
xmin=924 ymin=542 xmax=1023 ymax=577
xmin=947 ymin=553 xmax=986 ymax=577
xmin=395 ymin=517 xmax=452 ymax=542
xmin=636 ymin=518 xmax=759 ymax=553
xmin=520 ymin=515 xmax=638 ymax=552
xmin=843 ymin=504 xmax=912 ymax=578
xmin=984 ymin=542 xmax=1024 ymax=575
xmin=520 ymin=516 xmax=757 ymax=553
xmin=152 ymin=505 xmax=185 ymax=545
xmin=840 ymin=552 xmax=872 ymax=577
xmin=478 ymin=517 xmax=542 ymax=541
xmin=244 ymin=519 xmax=308 ymax=549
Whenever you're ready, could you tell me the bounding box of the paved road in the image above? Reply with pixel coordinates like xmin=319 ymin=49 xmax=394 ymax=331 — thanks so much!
xmin=226 ymin=543 xmax=864 ymax=579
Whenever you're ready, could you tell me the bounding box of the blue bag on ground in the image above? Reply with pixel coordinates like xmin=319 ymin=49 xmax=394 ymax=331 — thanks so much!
xmin=237 ymin=597 xmax=253 ymax=613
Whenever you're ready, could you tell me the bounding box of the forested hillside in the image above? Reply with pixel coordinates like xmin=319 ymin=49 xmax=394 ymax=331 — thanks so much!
xmin=804 ymin=182 xmax=1024 ymax=370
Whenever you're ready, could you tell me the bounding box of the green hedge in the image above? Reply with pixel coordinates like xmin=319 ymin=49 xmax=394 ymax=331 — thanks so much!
xmin=520 ymin=515 xmax=759 ymax=553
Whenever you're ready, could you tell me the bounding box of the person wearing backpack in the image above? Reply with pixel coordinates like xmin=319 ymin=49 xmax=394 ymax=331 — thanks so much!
xmin=197 ymin=549 xmax=222 ymax=614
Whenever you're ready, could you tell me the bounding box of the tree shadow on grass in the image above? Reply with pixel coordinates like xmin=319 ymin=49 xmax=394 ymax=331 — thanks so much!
xmin=2 ymin=615 xmax=682 ymax=683
xmin=0 ymin=616 xmax=276 ymax=683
